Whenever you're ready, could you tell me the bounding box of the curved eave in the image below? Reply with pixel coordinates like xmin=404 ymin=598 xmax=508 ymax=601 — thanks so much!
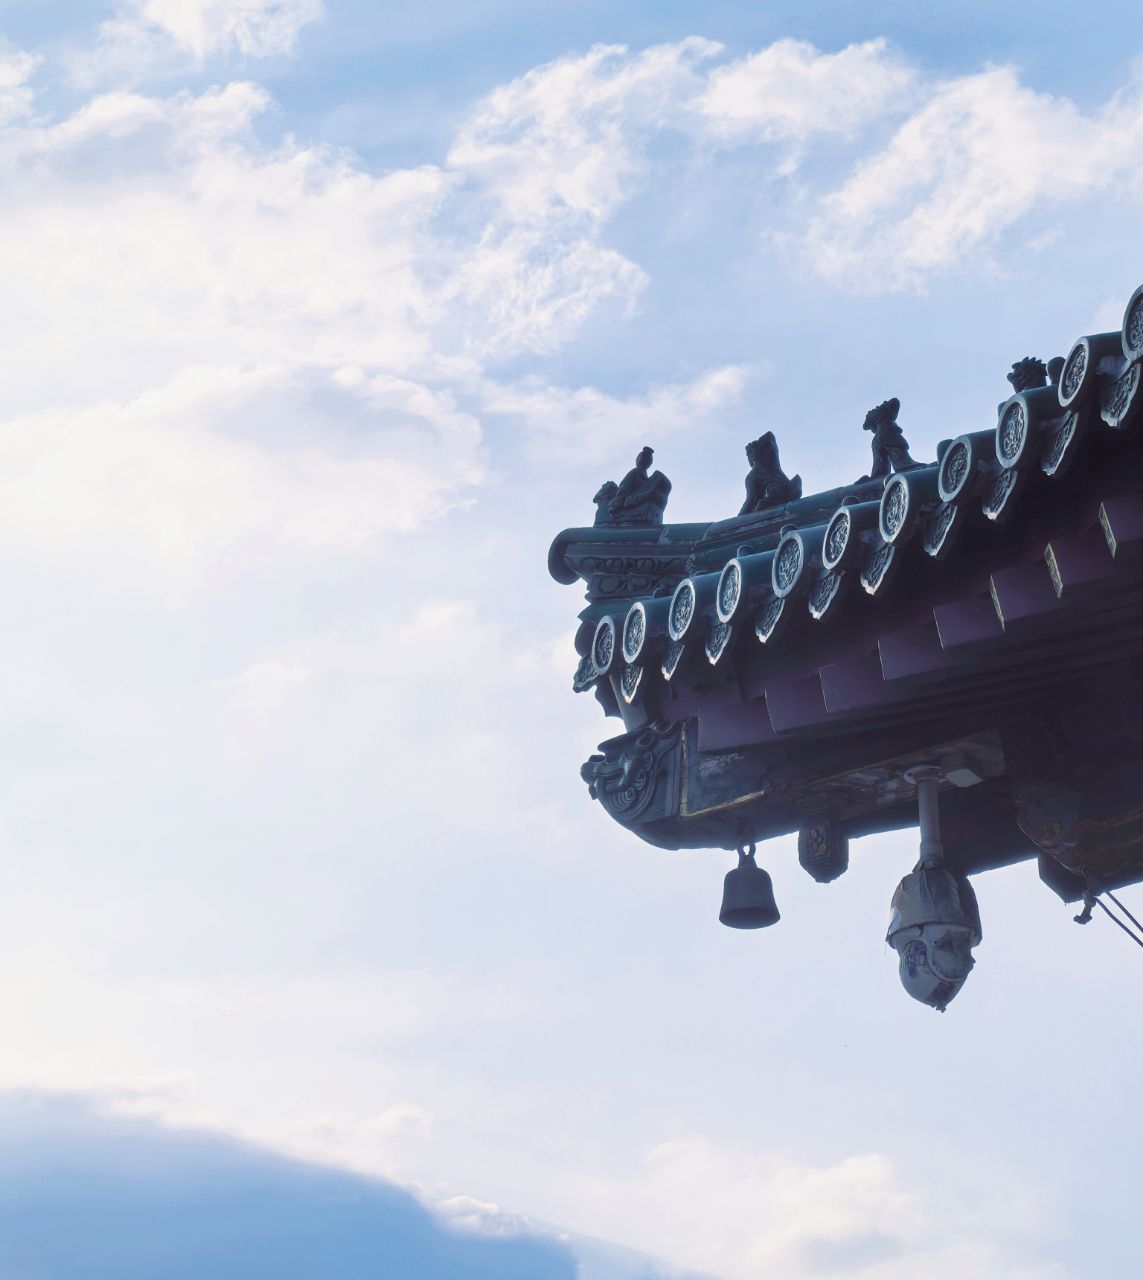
xmin=547 ymin=521 xmax=711 ymax=588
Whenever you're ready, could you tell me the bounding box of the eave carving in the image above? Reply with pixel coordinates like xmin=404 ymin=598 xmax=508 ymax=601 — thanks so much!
xmin=576 ymin=552 xmax=691 ymax=601
xmin=581 ymin=721 xmax=684 ymax=829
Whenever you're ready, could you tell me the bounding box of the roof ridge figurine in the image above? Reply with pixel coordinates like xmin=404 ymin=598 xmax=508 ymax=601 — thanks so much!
xmin=1007 ymin=356 xmax=1049 ymax=392
xmin=740 ymin=431 xmax=802 ymax=514
xmin=863 ymin=396 xmax=920 ymax=480
xmin=593 ymin=446 xmax=671 ymax=527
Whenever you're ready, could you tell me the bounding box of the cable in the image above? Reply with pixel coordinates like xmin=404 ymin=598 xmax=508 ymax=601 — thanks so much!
xmin=1073 ymin=886 xmax=1143 ymax=948
xmin=1105 ymin=890 xmax=1143 ymax=936
xmin=1094 ymin=897 xmax=1143 ymax=950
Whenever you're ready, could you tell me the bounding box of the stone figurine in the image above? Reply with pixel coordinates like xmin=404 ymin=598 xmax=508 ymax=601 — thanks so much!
xmin=863 ymin=397 xmax=919 ymax=479
xmin=1007 ymin=356 xmax=1048 ymax=393
xmin=999 ymin=356 xmax=1059 ymax=416
xmin=593 ymin=447 xmax=672 ymax=527
xmin=739 ymin=431 xmax=802 ymax=515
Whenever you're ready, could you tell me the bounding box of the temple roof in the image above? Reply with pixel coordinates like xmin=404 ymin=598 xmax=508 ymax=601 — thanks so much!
xmin=550 ymin=284 xmax=1143 ymax=758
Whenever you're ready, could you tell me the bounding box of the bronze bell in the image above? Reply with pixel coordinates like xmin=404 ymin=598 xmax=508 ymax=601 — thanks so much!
xmin=719 ymin=843 xmax=780 ymax=929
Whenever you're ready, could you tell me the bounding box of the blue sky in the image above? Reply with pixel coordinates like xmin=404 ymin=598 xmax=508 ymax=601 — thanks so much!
xmin=0 ymin=2 xmax=1141 ymax=1276
xmin=0 ymin=1092 xmax=582 ymax=1278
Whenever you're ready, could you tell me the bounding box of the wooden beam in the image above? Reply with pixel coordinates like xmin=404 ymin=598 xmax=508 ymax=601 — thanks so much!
xmin=1044 ymin=527 xmax=1115 ymax=599
xmin=1099 ymin=494 xmax=1143 ymax=560
xmin=932 ymin=595 xmax=1004 ymax=652
xmin=818 ymin=651 xmax=891 ymax=714
xmin=878 ymin=620 xmax=957 ymax=684
xmin=989 ymin=562 xmax=1063 ymax=631
xmin=697 ymin=699 xmax=779 ymax=751
xmin=765 ymin=673 xmax=832 ymax=732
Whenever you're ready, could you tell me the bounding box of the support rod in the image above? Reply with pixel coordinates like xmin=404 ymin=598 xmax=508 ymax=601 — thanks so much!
xmin=905 ymin=764 xmax=944 ymax=867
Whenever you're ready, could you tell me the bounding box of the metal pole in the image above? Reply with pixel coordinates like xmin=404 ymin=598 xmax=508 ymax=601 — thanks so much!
xmin=905 ymin=764 xmax=944 ymax=867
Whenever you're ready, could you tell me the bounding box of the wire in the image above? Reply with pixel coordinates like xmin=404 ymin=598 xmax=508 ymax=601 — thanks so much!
xmin=1094 ymin=897 xmax=1143 ymax=950
xmin=1106 ymin=890 xmax=1143 ymax=936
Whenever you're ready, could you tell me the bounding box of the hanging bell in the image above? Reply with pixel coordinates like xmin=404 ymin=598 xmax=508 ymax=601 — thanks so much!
xmin=719 ymin=843 xmax=780 ymax=929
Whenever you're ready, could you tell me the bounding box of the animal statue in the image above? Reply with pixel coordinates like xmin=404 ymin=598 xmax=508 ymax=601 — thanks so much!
xmin=863 ymin=397 xmax=919 ymax=479
xmin=740 ymin=431 xmax=801 ymax=515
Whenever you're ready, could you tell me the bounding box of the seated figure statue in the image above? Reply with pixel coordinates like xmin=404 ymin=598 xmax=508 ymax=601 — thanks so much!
xmin=864 ymin=397 xmax=920 ymax=479
xmin=739 ymin=431 xmax=801 ymax=515
xmin=595 ymin=446 xmax=672 ymax=527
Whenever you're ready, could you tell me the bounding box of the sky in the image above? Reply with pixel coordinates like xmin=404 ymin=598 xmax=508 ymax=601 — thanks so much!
xmin=0 ymin=1 xmax=1141 ymax=1276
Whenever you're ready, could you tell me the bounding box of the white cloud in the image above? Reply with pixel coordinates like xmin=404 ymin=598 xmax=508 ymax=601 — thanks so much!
xmin=0 ymin=49 xmax=39 ymax=124
xmin=800 ymin=63 xmax=1143 ymax=291
xmin=442 ymin=229 xmax=649 ymax=358
xmin=696 ymin=37 xmax=914 ymax=143
xmin=0 ymin=37 xmax=776 ymax=594
xmin=78 ymin=0 xmax=324 ymax=83
xmin=0 ymin=77 xmax=466 ymax=593
xmin=449 ymin=38 xmax=721 ymax=225
xmin=130 ymin=0 xmax=324 ymax=60
xmin=464 ymin=39 xmax=1143 ymax=299
xmin=442 ymin=40 xmax=725 ymax=356
xmin=569 ymin=1140 xmax=1064 ymax=1280
xmin=483 ymin=365 xmax=749 ymax=463
xmin=436 ymin=1194 xmax=542 ymax=1238
xmin=445 ymin=35 xmax=1143 ymax=306
xmin=0 ymin=80 xmax=454 ymax=405
xmin=221 ymin=660 xmax=313 ymax=712
xmin=0 ymin=365 xmax=483 ymax=598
